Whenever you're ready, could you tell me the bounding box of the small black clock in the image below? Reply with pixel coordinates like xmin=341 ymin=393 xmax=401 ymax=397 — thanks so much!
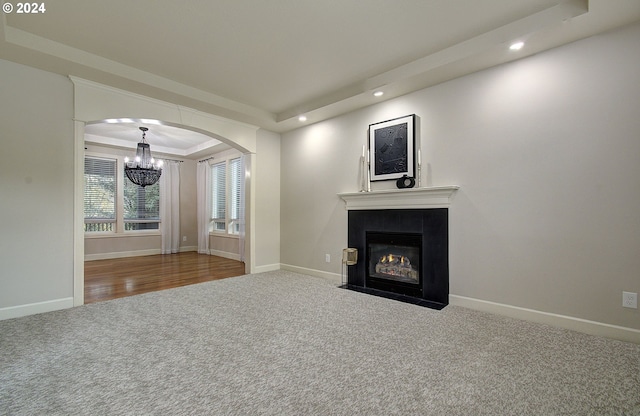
xmin=396 ymin=175 xmax=415 ymax=189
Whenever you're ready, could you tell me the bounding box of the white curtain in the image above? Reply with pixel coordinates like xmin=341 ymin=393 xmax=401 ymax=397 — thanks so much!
xmin=238 ymin=154 xmax=247 ymax=262
xmin=160 ymin=161 xmax=181 ymax=254
xmin=197 ymin=161 xmax=212 ymax=254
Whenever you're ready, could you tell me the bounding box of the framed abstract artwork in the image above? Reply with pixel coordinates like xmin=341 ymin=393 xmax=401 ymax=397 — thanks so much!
xmin=368 ymin=114 xmax=415 ymax=181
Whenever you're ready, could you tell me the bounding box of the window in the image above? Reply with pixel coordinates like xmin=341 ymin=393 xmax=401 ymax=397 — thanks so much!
xmin=211 ymin=161 xmax=226 ymax=231
xmin=124 ymin=179 xmax=160 ymax=230
xmin=210 ymin=156 xmax=243 ymax=235
xmin=84 ymin=154 xmax=161 ymax=233
xmin=84 ymin=157 xmax=116 ymax=232
xmin=229 ymin=157 xmax=242 ymax=234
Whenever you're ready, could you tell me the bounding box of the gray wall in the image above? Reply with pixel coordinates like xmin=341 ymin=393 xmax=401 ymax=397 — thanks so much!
xmin=0 ymin=59 xmax=75 ymax=307
xmin=280 ymin=23 xmax=640 ymax=330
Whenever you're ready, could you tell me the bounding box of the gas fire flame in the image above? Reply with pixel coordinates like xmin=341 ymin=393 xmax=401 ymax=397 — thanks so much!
xmin=379 ymin=254 xmax=410 ymax=266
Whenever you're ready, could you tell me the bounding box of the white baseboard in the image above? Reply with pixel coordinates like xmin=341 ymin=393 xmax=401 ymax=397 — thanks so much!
xmin=274 ymin=264 xmax=640 ymax=344
xmin=449 ymin=295 xmax=640 ymax=344
xmin=85 ymin=247 xmax=197 ymax=261
xmin=253 ymin=263 xmax=281 ymax=274
xmin=210 ymin=250 xmax=241 ymax=261
xmin=280 ymin=263 xmax=342 ymax=285
xmin=85 ymin=249 xmax=161 ymax=261
xmin=0 ymin=297 xmax=74 ymax=321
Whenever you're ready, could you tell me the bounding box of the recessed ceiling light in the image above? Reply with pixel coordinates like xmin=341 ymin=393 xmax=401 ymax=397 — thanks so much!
xmin=298 ymin=115 xmax=307 ymax=122
xmin=510 ymin=41 xmax=524 ymax=51
xmin=373 ymin=91 xmax=384 ymax=97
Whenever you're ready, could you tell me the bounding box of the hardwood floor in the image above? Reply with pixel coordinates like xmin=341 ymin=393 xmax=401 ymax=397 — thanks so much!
xmin=84 ymin=252 xmax=246 ymax=304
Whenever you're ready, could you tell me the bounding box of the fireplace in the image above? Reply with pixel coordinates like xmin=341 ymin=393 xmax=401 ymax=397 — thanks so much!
xmin=346 ymin=208 xmax=449 ymax=309
xmin=366 ymin=232 xmax=422 ymax=298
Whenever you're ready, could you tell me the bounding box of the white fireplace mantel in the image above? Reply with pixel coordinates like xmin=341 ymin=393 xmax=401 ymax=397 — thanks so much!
xmin=338 ymin=186 xmax=459 ymax=210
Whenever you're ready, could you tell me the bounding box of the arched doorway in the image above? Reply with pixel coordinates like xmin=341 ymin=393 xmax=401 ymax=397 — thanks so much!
xmin=71 ymin=77 xmax=259 ymax=306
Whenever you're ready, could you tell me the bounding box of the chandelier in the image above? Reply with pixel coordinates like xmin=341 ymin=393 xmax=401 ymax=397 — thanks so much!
xmin=124 ymin=127 xmax=163 ymax=187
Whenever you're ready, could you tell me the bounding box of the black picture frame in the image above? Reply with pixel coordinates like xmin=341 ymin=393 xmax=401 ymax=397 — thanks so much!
xmin=368 ymin=114 xmax=415 ymax=182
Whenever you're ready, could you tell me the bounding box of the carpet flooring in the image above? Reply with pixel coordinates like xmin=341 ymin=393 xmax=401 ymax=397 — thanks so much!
xmin=1 ymin=270 xmax=639 ymax=415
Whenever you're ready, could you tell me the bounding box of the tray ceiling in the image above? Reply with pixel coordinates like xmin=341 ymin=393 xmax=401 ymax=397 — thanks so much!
xmin=2 ymin=0 xmax=639 ymax=133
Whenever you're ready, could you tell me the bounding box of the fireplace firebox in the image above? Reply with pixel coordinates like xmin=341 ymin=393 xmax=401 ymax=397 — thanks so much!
xmin=347 ymin=208 xmax=449 ymax=309
xmin=366 ymin=232 xmax=422 ymax=298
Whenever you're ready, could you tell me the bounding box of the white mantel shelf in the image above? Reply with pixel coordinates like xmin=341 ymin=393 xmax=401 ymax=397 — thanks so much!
xmin=338 ymin=186 xmax=459 ymax=210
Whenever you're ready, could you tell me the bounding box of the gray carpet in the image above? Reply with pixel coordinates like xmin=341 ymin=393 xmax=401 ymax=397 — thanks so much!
xmin=1 ymin=271 xmax=638 ymax=415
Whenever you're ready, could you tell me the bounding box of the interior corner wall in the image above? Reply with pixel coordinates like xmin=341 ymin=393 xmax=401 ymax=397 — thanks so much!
xmin=280 ymin=22 xmax=640 ymax=332
xmin=0 ymin=59 xmax=75 ymax=314
xmin=254 ymin=129 xmax=281 ymax=272
xmin=179 ymin=158 xmax=198 ymax=250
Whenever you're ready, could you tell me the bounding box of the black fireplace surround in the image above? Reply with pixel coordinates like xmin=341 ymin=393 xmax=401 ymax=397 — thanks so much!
xmin=347 ymin=208 xmax=449 ymax=309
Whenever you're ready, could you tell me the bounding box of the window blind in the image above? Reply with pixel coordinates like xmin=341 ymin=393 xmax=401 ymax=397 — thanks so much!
xmin=84 ymin=157 xmax=116 ymax=232
xmin=211 ymin=161 xmax=226 ymax=230
xmin=229 ymin=157 xmax=242 ymax=234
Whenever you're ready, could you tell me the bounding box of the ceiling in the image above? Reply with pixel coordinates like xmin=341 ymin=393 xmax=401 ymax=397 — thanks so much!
xmin=2 ymin=0 xmax=639 ymax=154
xmin=84 ymin=121 xmax=228 ymax=160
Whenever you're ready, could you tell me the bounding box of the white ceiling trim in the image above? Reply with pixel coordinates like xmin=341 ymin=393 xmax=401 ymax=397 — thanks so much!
xmin=71 ymin=77 xmax=260 ymax=157
xmin=84 ymin=133 xmax=223 ymax=158
xmin=2 ymin=24 xmax=273 ymax=125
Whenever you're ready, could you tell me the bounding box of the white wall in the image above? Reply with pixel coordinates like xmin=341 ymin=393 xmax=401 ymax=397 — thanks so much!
xmin=254 ymin=129 xmax=281 ymax=272
xmin=280 ymin=23 xmax=640 ymax=335
xmin=0 ymin=59 xmax=75 ymax=314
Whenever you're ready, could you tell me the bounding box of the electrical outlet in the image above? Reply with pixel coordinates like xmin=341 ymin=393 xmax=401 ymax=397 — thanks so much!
xmin=182 ymin=236 xmax=187 ymax=242
xmin=623 ymin=292 xmax=637 ymax=309
xmin=325 ymin=254 xmax=331 ymax=263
